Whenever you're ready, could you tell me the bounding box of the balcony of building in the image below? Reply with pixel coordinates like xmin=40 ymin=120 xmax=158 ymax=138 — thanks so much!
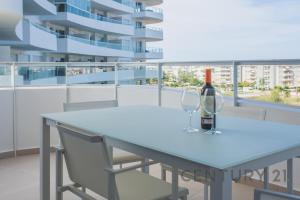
xmin=57 ymin=35 xmax=134 ymax=58
xmin=134 ymin=26 xmax=163 ymax=41
xmin=40 ymin=5 xmax=134 ymax=36
xmin=136 ymin=0 xmax=163 ymax=6
xmin=24 ymin=0 xmax=57 ymax=15
xmin=0 ymin=60 xmax=300 ymax=200
xmin=0 ymin=20 xmax=58 ymax=51
xmin=91 ymin=0 xmax=134 ymax=14
xmin=133 ymin=7 xmax=163 ymax=24
xmin=135 ymin=47 xmax=163 ymax=59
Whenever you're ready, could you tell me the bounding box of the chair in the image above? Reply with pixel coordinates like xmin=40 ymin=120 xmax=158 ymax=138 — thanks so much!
xmin=63 ymin=100 xmax=144 ymax=168
xmin=254 ymin=188 xmax=300 ymax=200
xmin=161 ymin=105 xmax=267 ymax=200
xmin=56 ymin=125 xmax=189 ymax=200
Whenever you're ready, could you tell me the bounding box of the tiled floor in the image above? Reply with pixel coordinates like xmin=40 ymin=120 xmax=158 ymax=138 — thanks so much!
xmin=0 ymin=154 xmax=254 ymax=200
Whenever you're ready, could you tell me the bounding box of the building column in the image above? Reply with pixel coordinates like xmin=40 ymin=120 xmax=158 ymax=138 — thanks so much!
xmin=0 ymin=46 xmax=12 ymax=61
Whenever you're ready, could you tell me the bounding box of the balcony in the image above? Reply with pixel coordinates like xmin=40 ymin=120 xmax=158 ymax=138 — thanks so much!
xmin=133 ymin=7 xmax=163 ymax=24
xmin=57 ymin=35 xmax=134 ymax=58
xmin=23 ymin=0 xmax=57 ymax=15
xmin=137 ymin=0 xmax=163 ymax=6
xmin=0 ymin=20 xmax=58 ymax=51
xmin=135 ymin=47 xmax=163 ymax=59
xmin=41 ymin=5 xmax=134 ymax=36
xmin=1 ymin=60 xmax=300 ymax=200
xmin=91 ymin=0 xmax=134 ymax=14
xmin=135 ymin=26 xmax=163 ymax=41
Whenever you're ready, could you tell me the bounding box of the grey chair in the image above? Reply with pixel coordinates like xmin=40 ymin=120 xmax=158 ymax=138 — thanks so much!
xmin=161 ymin=105 xmax=267 ymax=200
xmin=63 ymin=100 xmax=144 ymax=167
xmin=254 ymin=188 xmax=300 ymax=200
xmin=55 ymin=125 xmax=189 ymax=200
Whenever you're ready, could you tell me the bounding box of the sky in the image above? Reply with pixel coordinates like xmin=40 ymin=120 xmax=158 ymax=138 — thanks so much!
xmin=155 ymin=0 xmax=300 ymax=61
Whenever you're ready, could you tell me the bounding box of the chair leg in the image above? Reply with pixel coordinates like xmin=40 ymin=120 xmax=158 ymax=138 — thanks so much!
xmin=81 ymin=187 xmax=86 ymax=200
xmin=161 ymin=167 xmax=167 ymax=181
xmin=204 ymin=184 xmax=209 ymax=200
xmin=142 ymin=158 xmax=149 ymax=174
xmin=56 ymin=148 xmax=64 ymax=200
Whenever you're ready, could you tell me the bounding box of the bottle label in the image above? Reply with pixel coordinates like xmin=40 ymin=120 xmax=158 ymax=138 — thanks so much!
xmin=201 ymin=118 xmax=213 ymax=124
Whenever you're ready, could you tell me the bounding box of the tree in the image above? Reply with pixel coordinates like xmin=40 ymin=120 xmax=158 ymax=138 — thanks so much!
xmin=270 ymin=88 xmax=282 ymax=103
xmin=296 ymin=87 xmax=300 ymax=101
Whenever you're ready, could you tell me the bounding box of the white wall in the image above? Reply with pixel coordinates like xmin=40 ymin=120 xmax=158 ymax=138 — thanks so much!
xmin=118 ymin=85 xmax=158 ymax=106
xmin=15 ymin=87 xmax=66 ymax=150
xmin=28 ymin=21 xmax=57 ymax=51
xmin=58 ymin=38 xmax=134 ymax=58
xmin=0 ymin=89 xmax=14 ymax=153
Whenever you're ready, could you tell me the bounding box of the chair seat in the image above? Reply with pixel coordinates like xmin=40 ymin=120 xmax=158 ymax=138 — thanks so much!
xmin=116 ymin=170 xmax=189 ymax=200
xmin=161 ymin=164 xmax=210 ymax=184
xmin=113 ymin=149 xmax=144 ymax=165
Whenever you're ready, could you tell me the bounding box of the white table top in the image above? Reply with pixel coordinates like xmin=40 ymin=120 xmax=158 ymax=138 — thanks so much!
xmin=42 ymin=106 xmax=300 ymax=170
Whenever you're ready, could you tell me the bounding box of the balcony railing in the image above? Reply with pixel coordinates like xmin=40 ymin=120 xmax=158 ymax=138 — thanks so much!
xmin=136 ymin=47 xmax=163 ymax=53
xmin=60 ymin=35 xmax=132 ymax=51
xmin=56 ymin=3 xmax=132 ymax=25
xmin=113 ymin=0 xmax=134 ymax=8
xmin=135 ymin=7 xmax=163 ymax=14
xmin=1 ymin=60 xmax=300 ymax=109
xmin=136 ymin=26 xmax=163 ymax=32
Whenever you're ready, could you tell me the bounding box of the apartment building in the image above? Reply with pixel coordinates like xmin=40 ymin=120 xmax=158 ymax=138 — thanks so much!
xmin=239 ymin=65 xmax=300 ymax=89
xmin=0 ymin=0 xmax=163 ymax=62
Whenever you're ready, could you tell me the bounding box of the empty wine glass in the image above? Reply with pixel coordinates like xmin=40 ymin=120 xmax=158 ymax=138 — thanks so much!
xmin=181 ymin=87 xmax=201 ymax=133
xmin=201 ymin=88 xmax=224 ymax=134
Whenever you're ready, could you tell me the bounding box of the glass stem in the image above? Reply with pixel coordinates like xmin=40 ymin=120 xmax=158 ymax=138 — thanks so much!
xmin=189 ymin=111 xmax=193 ymax=128
xmin=211 ymin=114 xmax=215 ymax=132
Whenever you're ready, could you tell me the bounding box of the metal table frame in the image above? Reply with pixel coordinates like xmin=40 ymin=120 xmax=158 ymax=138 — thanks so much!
xmin=40 ymin=115 xmax=299 ymax=200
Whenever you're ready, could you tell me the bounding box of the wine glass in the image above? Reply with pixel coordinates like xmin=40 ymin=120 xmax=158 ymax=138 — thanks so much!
xmin=181 ymin=87 xmax=201 ymax=133
xmin=201 ymin=88 xmax=224 ymax=134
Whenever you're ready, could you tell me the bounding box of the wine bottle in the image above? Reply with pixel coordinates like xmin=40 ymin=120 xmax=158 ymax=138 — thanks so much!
xmin=201 ymin=69 xmax=216 ymax=130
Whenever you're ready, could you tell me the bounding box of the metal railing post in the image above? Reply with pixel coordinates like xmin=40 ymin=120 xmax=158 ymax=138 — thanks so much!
xmin=65 ymin=63 xmax=71 ymax=103
xmin=11 ymin=63 xmax=17 ymax=157
xmin=115 ymin=63 xmax=119 ymax=101
xmin=158 ymin=63 xmax=163 ymax=107
xmin=233 ymin=61 xmax=239 ymax=106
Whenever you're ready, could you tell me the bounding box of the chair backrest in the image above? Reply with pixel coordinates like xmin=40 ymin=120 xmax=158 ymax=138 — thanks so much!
xmin=63 ymin=100 xmax=118 ymax=112
xmin=254 ymin=189 xmax=300 ymax=200
xmin=220 ymin=106 xmax=266 ymax=121
xmin=57 ymin=125 xmax=114 ymax=199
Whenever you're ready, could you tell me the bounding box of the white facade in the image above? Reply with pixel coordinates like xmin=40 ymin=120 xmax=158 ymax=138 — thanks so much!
xmin=240 ymin=65 xmax=300 ymax=89
xmin=0 ymin=0 xmax=163 ymax=62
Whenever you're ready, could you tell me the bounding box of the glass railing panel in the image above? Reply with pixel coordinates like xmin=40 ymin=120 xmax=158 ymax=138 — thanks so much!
xmin=113 ymin=0 xmax=134 ymax=8
xmin=162 ymin=65 xmax=234 ymax=97
xmin=0 ymin=64 xmax=12 ymax=87
xmin=15 ymin=64 xmax=66 ymax=86
xmin=60 ymin=35 xmax=132 ymax=51
xmin=29 ymin=21 xmax=59 ymax=36
xmin=136 ymin=26 xmax=163 ymax=32
xmin=118 ymin=64 xmax=158 ymax=85
xmin=55 ymin=3 xmax=132 ymax=25
xmin=135 ymin=47 xmax=163 ymax=53
xmin=238 ymin=65 xmax=300 ymax=107
xmin=66 ymin=64 xmax=115 ymax=85
xmin=135 ymin=7 xmax=163 ymax=13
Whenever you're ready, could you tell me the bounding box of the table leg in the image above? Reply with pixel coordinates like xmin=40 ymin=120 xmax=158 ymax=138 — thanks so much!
xmin=287 ymin=159 xmax=293 ymax=194
xmin=210 ymin=170 xmax=232 ymax=200
xmin=40 ymin=118 xmax=51 ymax=200
xmin=172 ymin=166 xmax=179 ymax=200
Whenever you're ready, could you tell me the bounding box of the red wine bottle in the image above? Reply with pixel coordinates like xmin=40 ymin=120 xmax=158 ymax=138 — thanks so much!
xmin=201 ymin=69 xmax=216 ymax=130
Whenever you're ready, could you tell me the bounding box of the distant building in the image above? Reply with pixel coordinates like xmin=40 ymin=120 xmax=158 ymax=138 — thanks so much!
xmin=0 ymin=0 xmax=163 ymax=62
